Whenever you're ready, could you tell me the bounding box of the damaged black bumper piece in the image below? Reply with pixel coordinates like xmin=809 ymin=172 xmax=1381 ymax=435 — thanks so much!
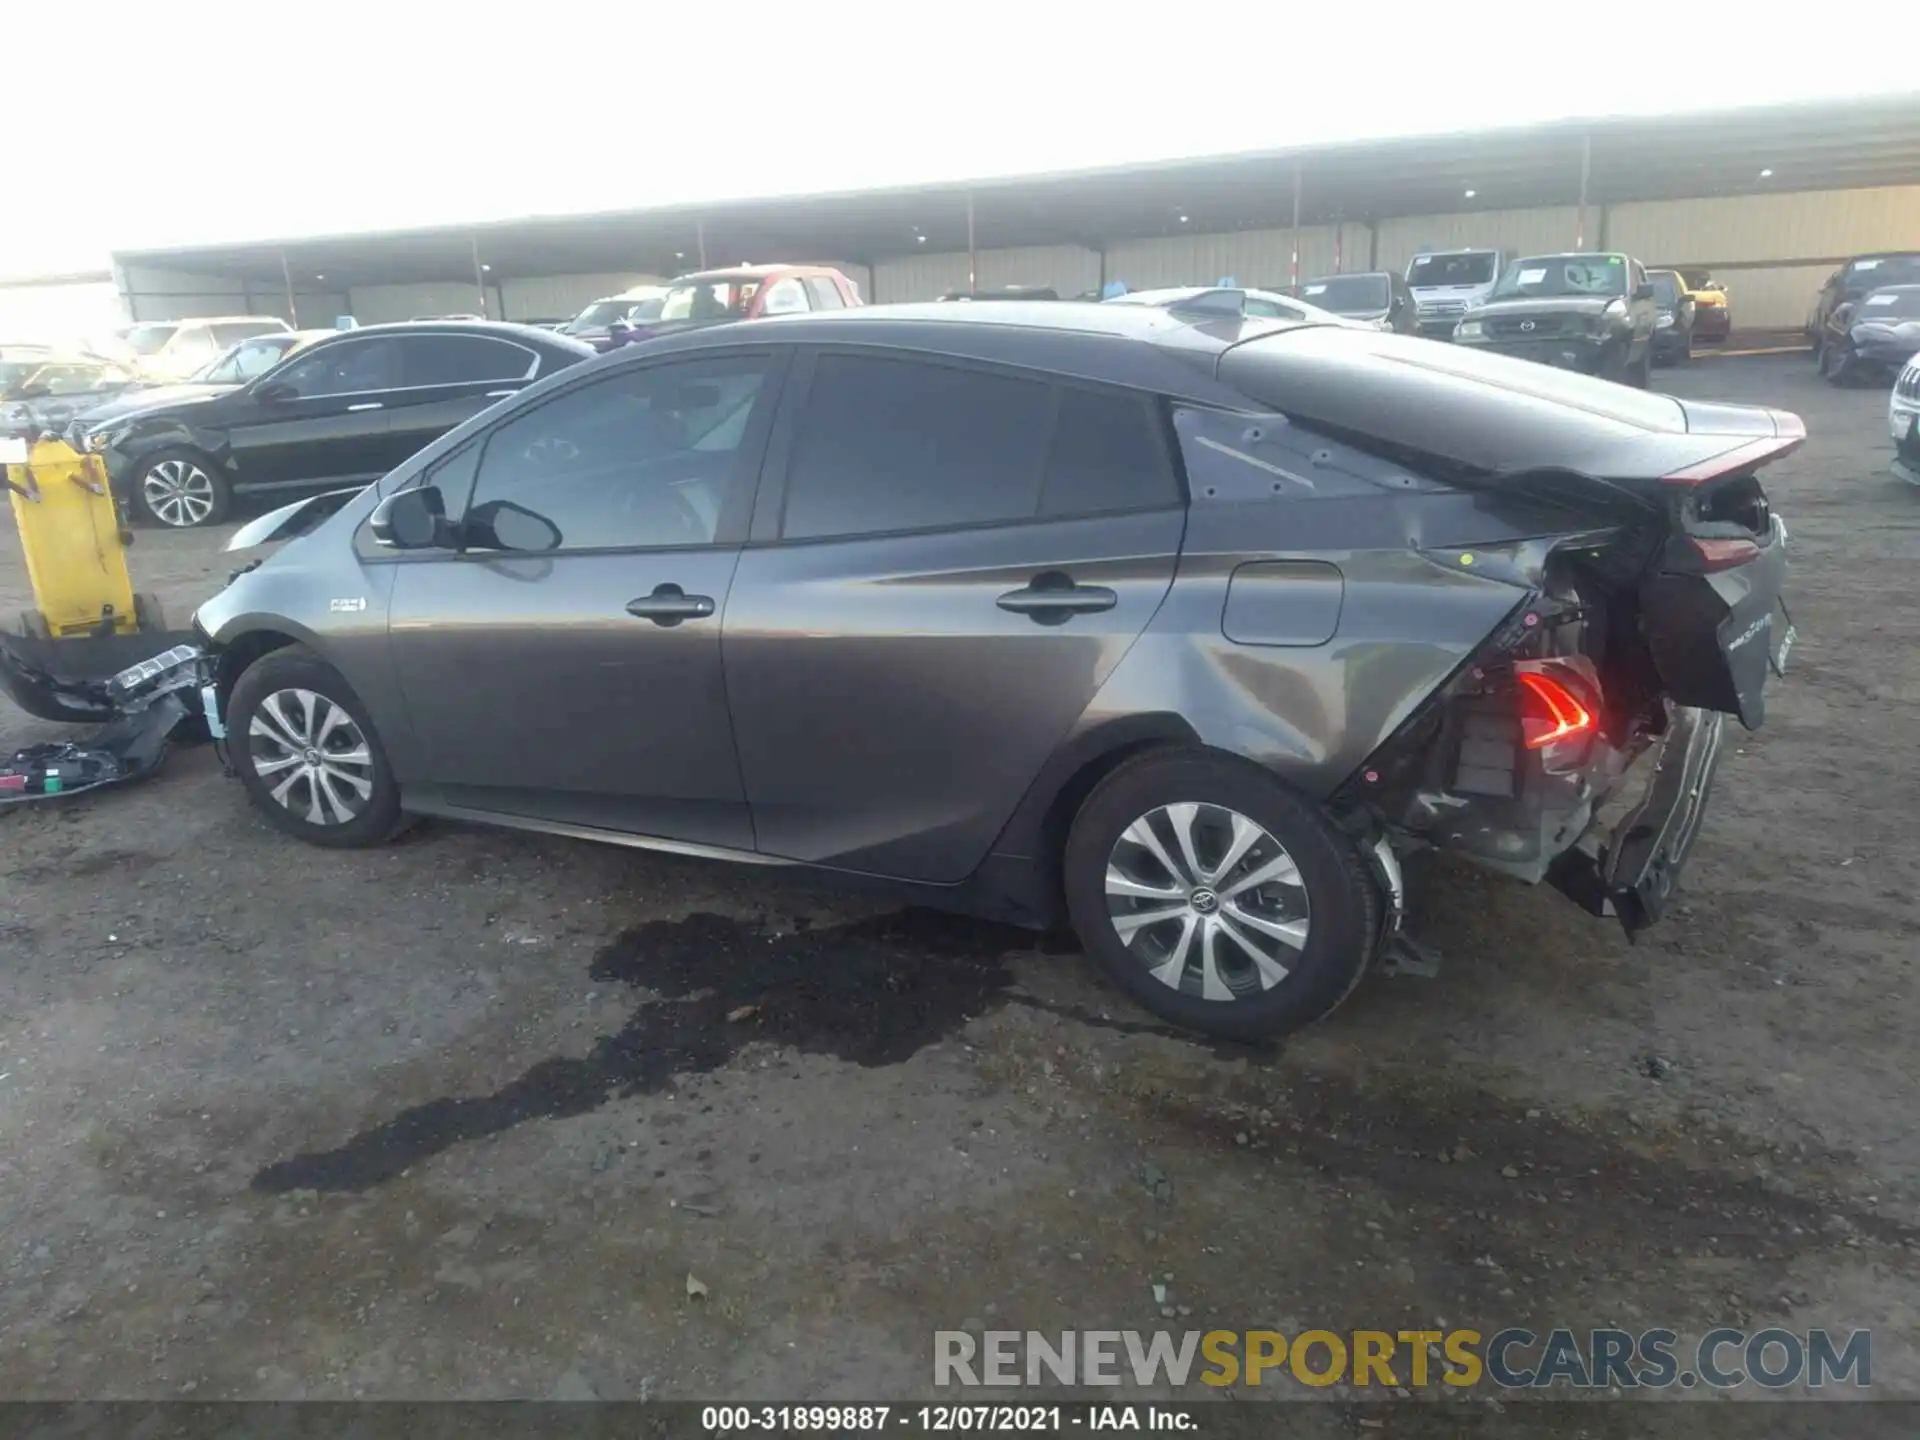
xmin=1549 ymin=703 xmax=1726 ymax=936
xmin=0 ymin=639 xmax=212 ymax=804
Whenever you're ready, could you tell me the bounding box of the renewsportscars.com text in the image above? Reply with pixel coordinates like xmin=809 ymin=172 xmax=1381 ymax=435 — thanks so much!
xmin=934 ymin=1327 xmax=1871 ymax=1391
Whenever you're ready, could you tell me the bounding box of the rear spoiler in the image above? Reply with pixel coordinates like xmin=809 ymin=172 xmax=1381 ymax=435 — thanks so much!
xmin=1661 ymin=411 xmax=1806 ymax=486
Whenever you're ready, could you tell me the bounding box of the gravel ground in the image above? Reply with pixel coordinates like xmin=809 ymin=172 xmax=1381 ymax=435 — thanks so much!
xmin=2 ymin=355 xmax=1916 ymax=1426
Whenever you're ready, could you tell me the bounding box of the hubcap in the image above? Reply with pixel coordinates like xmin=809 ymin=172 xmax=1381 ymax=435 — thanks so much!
xmin=247 ymin=688 xmax=374 ymax=826
xmin=1104 ymin=802 xmax=1310 ymax=1002
xmin=143 ymin=459 xmax=215 ymax=527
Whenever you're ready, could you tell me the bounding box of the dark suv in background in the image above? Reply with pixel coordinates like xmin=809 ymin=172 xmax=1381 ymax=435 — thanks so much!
xmin=1452 ymin=253 xmax=1659 ymax=385
xmin=99 ymin=322 xmax=592 ymax=527
xmin=1809 ymin=253 xmax=1920 ymax=360
xmin=194 ymin=304 xmax=1795 ymax=1039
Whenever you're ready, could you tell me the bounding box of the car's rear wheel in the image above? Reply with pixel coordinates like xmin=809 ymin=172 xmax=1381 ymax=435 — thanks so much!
xmin=1062 ymin=749 xmax=1380 ymax=1039
xmin=227 ymin=645 xmax=402 ymax=848
xmin=134 ymin=448 xmax=230 ymax=528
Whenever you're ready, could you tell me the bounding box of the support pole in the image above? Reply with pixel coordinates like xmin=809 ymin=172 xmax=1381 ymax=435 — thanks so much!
xmin=1332 ymin=219 xmax=1343 ymax=275
xmin=1576 ymin=133 xmax=1592 ymax=249
xmin=1289 ymin=167 xmax=1304 ymax=288
xmin=471 ymin=237 xmax=488 ymax=319
xmin=1367 ymin=221 xmax=1379 ymax=271
xmin=697 ymin=219 xmax=708 ymax=269
xmin=966 ymin=191 xmax=977 ymax=295
xmin=280 ymin=250 xmax=298 ymax=327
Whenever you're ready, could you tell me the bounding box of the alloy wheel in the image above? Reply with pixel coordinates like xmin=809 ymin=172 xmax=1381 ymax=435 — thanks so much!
xmin=247 ymin=688 xmax=375 ymax=826
xmin=143 ymin=459 xmax=216 ymax=527
xmin=1104 ymin=802 xmax=1311 ymax=1002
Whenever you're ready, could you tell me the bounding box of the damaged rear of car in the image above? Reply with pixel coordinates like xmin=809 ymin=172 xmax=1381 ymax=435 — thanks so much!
xmin=1212 ymin=328 xmax=1795 ymax=939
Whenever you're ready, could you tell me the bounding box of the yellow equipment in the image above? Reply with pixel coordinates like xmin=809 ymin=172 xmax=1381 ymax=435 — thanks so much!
xmin=4 ymin=436 xmax=161 ymax=639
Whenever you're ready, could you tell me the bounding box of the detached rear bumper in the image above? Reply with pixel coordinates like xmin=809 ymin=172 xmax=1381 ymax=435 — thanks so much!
xmin=1549 ymin=704 xmax=1726 ymax=935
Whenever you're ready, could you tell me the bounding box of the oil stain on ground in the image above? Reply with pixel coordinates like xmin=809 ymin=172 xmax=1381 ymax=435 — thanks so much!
xmin=253 ymin=909 xmax=1029 ymax=1194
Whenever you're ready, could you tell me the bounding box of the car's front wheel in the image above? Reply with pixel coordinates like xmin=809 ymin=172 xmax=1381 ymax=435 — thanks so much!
xmin=134 ymin=448 xmax=230 ymax=528
xmin=1062 ymin=749 xmax=1380 ymax=1039
xmin=227 ymin=645 xmax=402 ymax=847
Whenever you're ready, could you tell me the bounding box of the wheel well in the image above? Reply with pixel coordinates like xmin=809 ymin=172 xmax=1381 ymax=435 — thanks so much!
xmin=216 ymin=630 xmax=299 ymax=706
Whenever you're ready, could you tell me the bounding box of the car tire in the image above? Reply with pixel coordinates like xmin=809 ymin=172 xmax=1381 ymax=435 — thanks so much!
xmin=1675 ymin=330 xmax=1692 ymax=366
xmin=227 ymin=644 xmax=403 ymax=849
xmin=133 ymin=448 xmax=230 ymax=528
xmin=1062 ymin=748 xmax=1381 ymax=1040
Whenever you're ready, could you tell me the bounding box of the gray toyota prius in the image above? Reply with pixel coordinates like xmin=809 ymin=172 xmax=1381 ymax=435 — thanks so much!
xmin=193 ymin=300 xmax=1797 ymax=1038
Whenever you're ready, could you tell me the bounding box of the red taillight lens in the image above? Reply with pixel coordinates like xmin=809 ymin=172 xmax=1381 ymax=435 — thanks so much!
xmin=1690 ymin=535 xmax=1762 ymax=571
xmin=1517 ymin=671 xmax=1595 ymax=750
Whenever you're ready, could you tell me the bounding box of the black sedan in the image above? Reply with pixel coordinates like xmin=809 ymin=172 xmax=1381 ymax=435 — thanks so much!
xmin=1818 ymin=285 xmax=1920 ymax=387
xmin=98 ymin=322 xmax=593 ymax=527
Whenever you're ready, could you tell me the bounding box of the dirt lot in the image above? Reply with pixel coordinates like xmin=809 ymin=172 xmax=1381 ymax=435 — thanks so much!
xmin=2 ymin=355 xmax=1917 ymax=1424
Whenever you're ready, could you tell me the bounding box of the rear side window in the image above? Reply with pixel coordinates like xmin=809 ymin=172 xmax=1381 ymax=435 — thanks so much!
xmin=803 ymin=276 xmax=845 ymax=311
xmin=399 ymin=334 xmax=535 ymax=387
xmin=781 ymin=355 xmax=1177 ymax=541
xmin=1041 ymin=387 xmax=1178 ymax=516
xmin=782 ymin=356 xmax=1052 ymax=540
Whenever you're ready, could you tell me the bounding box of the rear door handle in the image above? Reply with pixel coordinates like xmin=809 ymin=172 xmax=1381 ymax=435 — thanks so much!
xmin=484 ymin=389 xmax=516 ymax=399
xmin=346 ymin=402 xmax=383 ymax=412
xmin=625 ymin=583 xmax=716 ymax=626
xmin=996 ymin=572 xmax=1118 ymax=623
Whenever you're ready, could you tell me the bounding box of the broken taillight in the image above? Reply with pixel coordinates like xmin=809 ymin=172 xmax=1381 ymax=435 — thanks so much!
xmin=1517 ymin=670 xmax=1596 ymax=751
xmin=1689 ymin=535 xmax=1762 ymax=571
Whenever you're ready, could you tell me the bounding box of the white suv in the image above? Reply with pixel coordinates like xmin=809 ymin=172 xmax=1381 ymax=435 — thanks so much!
xmin=117 ymin=317 xmax=292 ymax=382
xmin=1893 ymin=355 xmax=1920 ymax=482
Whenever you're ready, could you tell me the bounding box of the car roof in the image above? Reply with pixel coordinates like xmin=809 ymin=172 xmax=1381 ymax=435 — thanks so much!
xmin=303 ymin=319 xmax=592 ymax=350
xmin=603 ymin=300 xmax=1323 ymax=406
xmin=1302 ymin=271 xmax=1391 ymax=281
xmin=675 ymin=265 xmax=836 ymax=283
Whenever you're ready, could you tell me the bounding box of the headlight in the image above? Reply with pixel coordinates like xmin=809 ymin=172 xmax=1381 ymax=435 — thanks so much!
xmin=1455 ymin=320 xmax=1483 ymax=339
xmin=1655 ymin=313 xmax=1675 ymax=329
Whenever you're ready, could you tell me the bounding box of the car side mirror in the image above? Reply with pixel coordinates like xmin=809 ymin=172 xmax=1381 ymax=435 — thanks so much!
xmin=253 ymin=380 xmax=297 ymax=404
xmin=1633 ymin=283 xmax=1655 ymax=301
xmin=369 ymin=484 xmax=455 ymax=549
xmin=464 ymin=498 xmax=561 ymax=554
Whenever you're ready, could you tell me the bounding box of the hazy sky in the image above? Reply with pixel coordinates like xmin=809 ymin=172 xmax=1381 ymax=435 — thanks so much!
xmin=5 ymin=0 xmax=1908 ymax=279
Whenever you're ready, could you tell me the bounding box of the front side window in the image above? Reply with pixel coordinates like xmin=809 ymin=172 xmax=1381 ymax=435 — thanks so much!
xmin=398 ymin=334 xmax=536 ymax=387
xmin=267 ymin=337 xmax=398 ymax=398
xmin=459 ymin=356 xmax=771 ymax=553
xmin=760 ymin=278 xmax=810 ymax=316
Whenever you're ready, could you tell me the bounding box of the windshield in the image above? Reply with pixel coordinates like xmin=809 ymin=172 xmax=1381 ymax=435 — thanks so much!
xmin=0 ymin=360 xmax=44 ymax=394
xmin=1297 ymin=275 xmax=1390 ymax=314
xmin=568 ymin=297 xmax=662 ymax=331
xmin=1407 ymin=252 xmax=1497 ymax=288
xmin=124 ymin=324 xmax=180 ymax=356
xmin=1489 ymin=255 xmax=1627 ymax=301
xmin=660 ymin=279 xmax=759 ymax=322
xmin=194 ymin=336 xmax=292 ymax=384
xmin=1650 ymin=272 xmax=1683 ymax=305
xmin=1845 ymin=255 xmax=1920 ymax=292
xmin=1856 ymin=287 xmax=1920 ymax=321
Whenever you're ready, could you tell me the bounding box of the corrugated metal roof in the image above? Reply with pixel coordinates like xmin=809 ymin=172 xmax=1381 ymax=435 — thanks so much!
xmin=113 ymin=94 xmax=1920 ymax=287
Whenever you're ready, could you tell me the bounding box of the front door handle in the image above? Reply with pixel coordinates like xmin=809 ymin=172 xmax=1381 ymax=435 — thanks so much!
xmin=996 ymin=571 xmax=1118 ymax=624
xmin=346 ymin=402 xmax=383 ymax=412
xmin=626 ymin=583 xmax=716 ymax=626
